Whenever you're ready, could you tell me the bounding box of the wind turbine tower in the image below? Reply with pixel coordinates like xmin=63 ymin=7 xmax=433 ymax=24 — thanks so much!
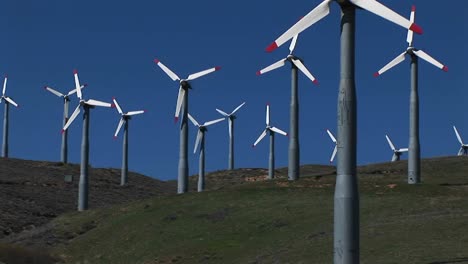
xmin=0 ymin=75 xmax=19 ymax=158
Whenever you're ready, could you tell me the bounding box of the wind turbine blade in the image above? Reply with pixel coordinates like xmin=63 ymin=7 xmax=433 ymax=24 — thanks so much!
xmin=453 ymin=126 xmax=464 ymax=145
xmin=266 ymin=0 xmax=332 ymax=52
xmin=230 ymin=102 xmax=246 ymax=115
xmin=458 ymin=147 xmax=464 ymax=156
xmin=194 ymin=130 xmax=202 ymax=153
xmin=228 ymin=118 xmax=232 ymax=140
xmin=406 ymin=5 xmax=416 ymax=45
xmin=154 ymin=59 xmax=180 ymax=81
xmin=330 ymin=146 xmax=337 ymax=163
xmin=385 ymin=135 xmax=396 ymax=151
xmin=350 ymin=0 xmax=423 ymax=34
xmin=112 ymin=98 xmax=123 ymax=114
xmin=4 ymin=97 xmax=18 ymax=107
xmin=114 ymin=118 xmax=125 ymax=138
xmin=256 ymin=59 xmax=286 ymax=75
xmin=326 ymin=129 xmax=337 ymax=143
xmin=399 ymin=148 xmax=409 ymax=152
xmin=44 ymin=86 xmax=65 ymax=97
xmin=291 ymin=59 xmax=318 ymax=84
xmin=73 ymin=70 xmax=82 ymax=100
xmin=62 ymin=104 xmax=81 ymax=132
xmin=204 ymin=117 xmax=225 ymax=127
xmin=2 ymin=76 xmax=7 ymax=96
xmin=216 ymin=108 xmax=229 ymax=117
xmin=187 ymin=66 xmax=221 ymax=81
xmin=187 ymin=113 xmax=200 ymax=127
xmin=271 ymin=126 xmax=287 ymax=136
xmin=413 ymin=50 xmax=448 ymax=72
xmin=85 ymin=99 xmax=112 ymax=107
xmin=253 ymin=129 xmax=268 ymax=147
xmin=67 ymin=84 xmax=87 ymax=96
xmin=175 ymin=86 xmax=185 ymax=122
xmin=289 ymin=34 xmax=299 ymax=54
xmin=126 ymin=110 xmax=145 ymax=116
xmin=374 ymin=51 xmax=406 ymax=77
xmin=266 ymin=104 xmax=270 ymax=126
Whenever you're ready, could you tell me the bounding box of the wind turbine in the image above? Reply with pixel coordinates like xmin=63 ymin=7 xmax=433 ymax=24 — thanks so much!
xmin=374 ymin=5 xmax=447 ymax=184
xmin=112 ymin=98 xmax=146 ymax=186
xmin=154 ymin=58 xmax=220 ymax=194
xmin=188 ymin=113 xmax=225 ymax=192
xmin=0 ymin=75 xmax=19 ymax=158
xmin=385 ymin=135 xmax=408 ymax=162
xmin=453 ymin=126 xmax=468 ymax=156
xmin=252 ymin=104 xmax=288 ymax=180
xmin=264 ymin=0 xmax=422 ymax=262
xmin=215 ymin=102 xmax=246 ymax=170
xmin=326 ymin=129 xmax=337 ymax=163
xmin=258 ymin=34 xmax=318 ymax=181
xmin=62 ymin=70 xmax=113 ymax=211
xmin=44 ymin=83 xmax=87 ymax=164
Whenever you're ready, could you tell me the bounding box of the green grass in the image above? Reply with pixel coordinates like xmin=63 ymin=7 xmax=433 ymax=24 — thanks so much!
xmin=51 ymin=157 xmax=468 ymax=263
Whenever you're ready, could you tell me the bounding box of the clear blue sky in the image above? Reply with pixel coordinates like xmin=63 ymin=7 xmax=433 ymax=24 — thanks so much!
xmin=1 ymin=1 xmax=466 ymax=180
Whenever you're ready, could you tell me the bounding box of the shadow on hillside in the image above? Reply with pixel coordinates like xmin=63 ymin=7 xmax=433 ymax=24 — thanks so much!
xmin=0 ymin=243 xmax=60 ymax=264
xmin=439 ymin=183 xmax=468 ymax=187
xmin=429 ymin=257 xmax=468 ymax=264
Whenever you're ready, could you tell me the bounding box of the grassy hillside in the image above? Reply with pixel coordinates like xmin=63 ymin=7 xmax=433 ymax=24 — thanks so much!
xmin=40 ymin=156 xmax=468 ymax=264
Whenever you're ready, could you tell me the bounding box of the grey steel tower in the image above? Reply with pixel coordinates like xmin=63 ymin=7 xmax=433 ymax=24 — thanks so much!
xmin=0 ymin=75 xmax=19 ymax=158
xmin=44 ymin=83 xmax=87 ymax=164
xmin=264 ymin=0 xmax=422 ymax=262
xmin=188 ymin=113 xmax=225 ymax=192
xmin=62 ymin=70 xmax=112 ymax=211
xmin=112 ymin=98 xmax=146 ymax=186
xmin=252 ymin=104 xmax=288 ymax=180
xmin=385 ymin=134 xmax=408 ymax=162
xmin=154 ymin=59 xmax=220 ymax=194
xmin=215 ymin=102 xmax=246 ymax=170
xmin=257 ymin=34 xmax=319 ymax=181
xmin=374 ymin=5 xmax=447 ymax=184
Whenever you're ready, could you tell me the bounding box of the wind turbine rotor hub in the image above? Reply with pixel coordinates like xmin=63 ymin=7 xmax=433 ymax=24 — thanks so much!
xmin=180 ymin=80 xmax=191 ymax=89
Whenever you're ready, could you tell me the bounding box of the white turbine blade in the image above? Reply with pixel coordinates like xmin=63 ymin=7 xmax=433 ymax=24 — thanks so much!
xmin=326 ymin=129 xmax=336 ymax=143
xmin=406 ymin=5 xmax=416 ymax=45
xmin=44 ymin=86 xmax=64 ymax=97
xmin=175 ymin=86 xmax=185 ymax=122
xmin=2 ymin=76 xmax=7 ymax=96
xmin=73 ymin=70 xmax=82 ymax=100
xmin=187 ymin=113 xmax=200 ymax=127
xmin=228 ymin=118 xmax=232 ymax=140
xmin=187 ymin=66 xmax=221 ymax=81
xmin=453 ymin=126 xmax=464 ymax=145
xmin=291 ymin=59 xmax=318 ymax=84
xmin=126 ymin=110 xmax=145 ymax=116
xmin=266 ymin=0 xmax=332 ymax=52
xmin=399 ymin=148 xmax=409 ymax=152
xmin=256 ymin=59 xmax=286 ymax=75
xmin=114 ymin=118 xmax=125 ymax=138
xmin=350 ymin=0 xmax=423 ymax=34
xmin=374 ymin=52 xmax=406 ymax=77
xmin=253 ymin=129 xmax=268 ymax=147
xmin=154 ymin=59 xmax=180 ymax=81
xmin=266 ymin=104 xmax=270 ymax=126
xmin=67 ymin=84 xmax=86 ymax=96
xmin=204 ymin=117 xmax=225 ymax=127
xmin=194 ymin=130 xmax=202 ymax=153
xmin=385 ymin=135 xmax=396 ymax=151
xmin=62 ymin=104 xmax=81 ymax=132
xmin=289 ymin=34 xmax=299 ymax=54
xmin=271 ymin=126 xmax=287 ymax=136
xmin=4 ymin=97 xmax=18 ymax=107
xmin=230 ymin=102 xmax=246 ymax=115
xmin=413 ymin=50 xmax=448 ymax=72
xmin=330 ymin=146 xmax=337 ymax=163
xmin=112 ymin=98 xmax=123 ymax=114
xmin=85 ymin=99 xmax=112 ymax=107
xmin=216 ymin=108 xmax=229 ymax=117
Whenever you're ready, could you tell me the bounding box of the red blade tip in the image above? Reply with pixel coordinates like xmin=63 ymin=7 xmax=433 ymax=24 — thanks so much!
xmin=256 ymin=71 xmax=261 ymax=76
xmin=174 ymin=116 xmax=179 ymax=123
xmin=4 ymin=74 xmax=8 ymax=78
xmin=252 ymin=144 xmax=256 ymax=148
xmin=266 ymin=102 xmax=270 ymax=106
xmin=154 ymin=59 xmax=160 ymax=64
xmin=373 ymin=72 xmax=380 ymax=77
xmin=442 ymin=66 xmax=448 ymax=72
xmin=113 ymin=136 xmax=118 ymax=140
xmin=83 ymin=83 xmax=88 ymax=87
xmin=43 ymin=86 xmax=48 ymax=90
xmin=409 ymin=23 xmax=423 ymax=35
xmin=266 ymin=42 xmax=278 ymax=53
xmin=313 ymin=79 xmax=319 ymax=85
xmin=111 ymin=103 xmax=116 ymax=108
xmin=215 ymin=66 xmax=221 ymax=71
xmin=112 ymin=96 xmax=116 ymax=100
xmin=411 ymin=5 xmax=416 ymax=12
xmin=61 ymin=129 xmax=65 ymax=134
xmin=143 ymin=109 xmax=148 ymax=113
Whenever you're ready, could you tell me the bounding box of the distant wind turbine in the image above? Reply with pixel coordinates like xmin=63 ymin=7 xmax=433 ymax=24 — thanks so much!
xmin=385 ymin=135 xmax=408 ymax=162
xmin=258 ymin=34 xmax=318 ymax=181
xmin=62 ymin=70 xmax=113 ymax=211
xmin=44 ymin=83 xmax=87 ymax=164
xmin=0 ymin=75 xmax=19 ymax=158
xmin=374 ymin=5 xmax=447 ymax=184
xmin=154 ymin=58 xmax=220 ymax=194
xmin=252 ymin=104 xmax=288 ymax=180
xmin=326 ymin=129 xmax=337 ymax=163
xmin=453 ymin=126 xmax=468 ymax=156
xmin=112 ymin=98 xmax=146 ymax=186
xmin=215 ymin=102 xmax=246 ymax=170
xmin=188 ymin=113 xmax=225 ymax=192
